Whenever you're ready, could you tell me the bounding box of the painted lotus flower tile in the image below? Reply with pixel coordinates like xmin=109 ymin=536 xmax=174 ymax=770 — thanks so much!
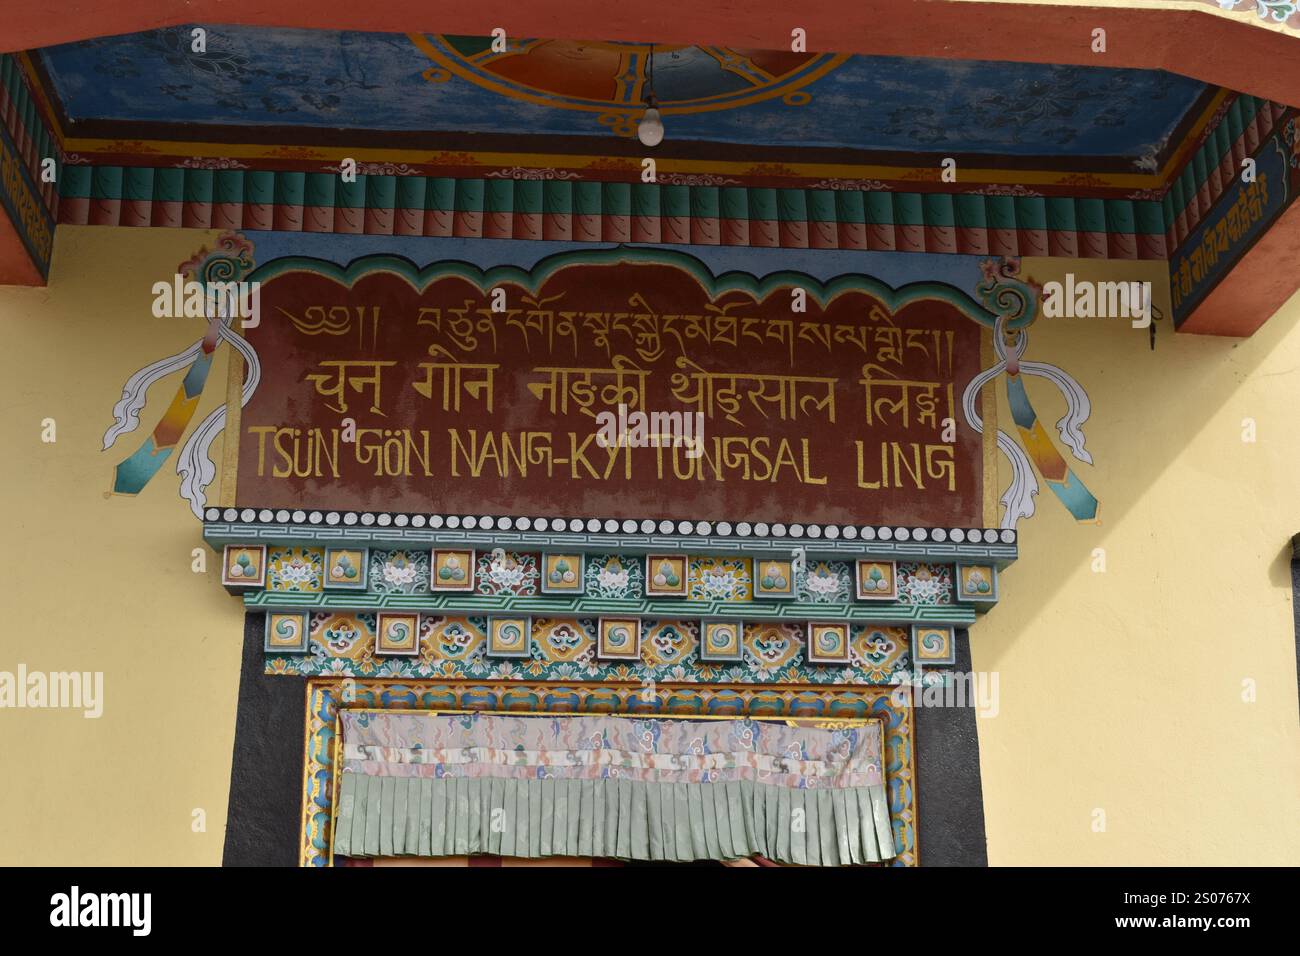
xmin=370 ymin=549 xmax=430 ymax=595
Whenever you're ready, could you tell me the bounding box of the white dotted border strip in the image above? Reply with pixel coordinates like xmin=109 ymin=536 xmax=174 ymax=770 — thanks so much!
xmin=207 ymin=507 xmax=1016 ymax=546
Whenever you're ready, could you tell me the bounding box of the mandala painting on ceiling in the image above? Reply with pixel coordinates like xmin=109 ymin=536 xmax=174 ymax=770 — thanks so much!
xmin=411 ymin=35 xmax=848 ymax=137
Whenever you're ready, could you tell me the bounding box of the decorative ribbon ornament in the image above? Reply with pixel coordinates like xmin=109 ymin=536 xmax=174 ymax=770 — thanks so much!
xmin=962 ymin=258 xmax=1100 ymax=529
xmin=103 ymin=232 xmax=262 ymax=517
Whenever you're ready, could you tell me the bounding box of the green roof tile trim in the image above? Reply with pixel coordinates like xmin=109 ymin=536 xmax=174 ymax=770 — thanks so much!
xmin=836 ymin=190 xmax=867 ymax=225
xmin=692 ymin=185 xmax=721 ymax=220
xmin=603 ymin=182 xmax=632 ymax=217
xmin=455 ymin=178 xmax=484 ymax=213
xmin=123 ymin=167 xmax=154 ymax=203
xmin=153 ymin=168 xmax=184 ymax=203
xmin=864 ymin=193 xmax=893 ymax=226
xmin=985 ymin=196 xmax=1015 ymax=231
xmin=892 ymin=193 xmax=923 ymax=226
xmin=575 ymin=181 xmax=602 ymax=217
xmin=1076 ymin=198 xmax=1107 ymax=234
xmin=1163 ymin=97 xmax=1292 ymax=251
xmin=427 ymin=177 xmax=455 ymax=212
xmin=1134 ymin=202 xmax=1165 ymax=236
xmin=749 ymin=188 xmax=778 ymax=222
xmin=0 ymin=52 xmax=60 ymax=219
xmin=1045 ymin=197 xmax=1076 ymax=233
xmin=808 ymin=189 xmax=837 ymax=224
xmin=544 ymin=180 xmax=573 ymax=216
xmin=484 ymin=178 xmax=513 ymax=215
xmin=90 ymin=166 xmax=122 ymax=201
xmin=633 ymin=183 xmax=661 ymax=218
xmin=924 ymin=193 xmax=955 ymax=228
xmin=60 ymin=165 xmax=92 ymax=199
xmin=56 ymin=166 xmax=1168 ymax=259
xmin=515 ymin=180 xmax=543 ymax=215
xmin=396 ymin=176 xmax=426 ymax=211
xmin=662 ymin=184 xmax=690 ymax=218
xmin=304 ymin=172 xmax=334 ymax=209
xmin=366 ymin=175 xmax=396 ymax=210
xmin=246 ymin=171 xmax=275 ymax=206
xmin=183 ymin=168 xmax=213 ymax=204
xmin=720 ymin=186 xmax=748 ymax=221
xmin=777 ymin=188 xmax=807 ymax=222
xmin=1105 ymin=201 xmax=1136 ymax=236
xmin=215 ymin=170 xmax=245 ymax=205
xmin=1013 ymin=197 xmax=1046 ymax=232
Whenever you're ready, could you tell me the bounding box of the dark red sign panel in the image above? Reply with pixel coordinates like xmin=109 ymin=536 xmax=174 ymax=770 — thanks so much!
xmin=236 ymin=252 xmax=986 ymax=527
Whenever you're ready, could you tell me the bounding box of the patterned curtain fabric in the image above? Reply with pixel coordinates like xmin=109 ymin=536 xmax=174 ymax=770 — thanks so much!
xmin=333 ymin=712 xmax=894 ymax=866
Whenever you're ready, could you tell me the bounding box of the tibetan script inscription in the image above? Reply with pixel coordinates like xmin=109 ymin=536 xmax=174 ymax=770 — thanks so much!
xmin=235 ymin=255 xmax=987 ymax=526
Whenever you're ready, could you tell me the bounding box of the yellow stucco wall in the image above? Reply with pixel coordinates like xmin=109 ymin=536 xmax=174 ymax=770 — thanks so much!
xmin=978 ymin=256 xmax=1300 ymax=865
xmin=0 ymin=227 xmax=1295 ymax=865
xmin=0 ymin=228 xmax=244 ymax=865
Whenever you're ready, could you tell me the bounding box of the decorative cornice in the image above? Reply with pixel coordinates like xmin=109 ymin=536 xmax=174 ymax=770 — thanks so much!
xmin=0 ymin=53 xmax=59 ymax=222
xmin=1163 ymin=96 xmax=1291 ymax=253
xmin=202 ymin=508 xmax=1018 ymax=561
xmin=59 ymin=165 xmax=1167 ymax=258
xmin=246 ymin=590 xmax=981 ymax=626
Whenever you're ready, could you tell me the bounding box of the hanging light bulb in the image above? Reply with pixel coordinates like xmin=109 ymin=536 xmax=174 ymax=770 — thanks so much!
xmin=637 ymin=104 xmax=664 ymax=147
xmin=637 ymin=44 xmax=664 ymax=147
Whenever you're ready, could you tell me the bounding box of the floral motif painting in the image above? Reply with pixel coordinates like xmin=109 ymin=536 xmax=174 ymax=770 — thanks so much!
xmin=743 ymin=623 xmax=802 ymax=672
xmin=314 ymin=613 xmax=371 ymax=657
xmin=533 ymin=618 xmax=597 ymax=665
xmin=688 ymin=557 xmax=753 ymax=602
xmin=476 ymin=550 xmax=539 ymax=596
xmin=897 ymin=563 xmax=953 ymax=605
xmin=370 ymin=550 xmax=431 ymax=595
xmin=584 ymin=555 xmax=642 ymax=600
xmin=852 ymin=626 xmax=909 ymax=680
xmin=270 ymin=614 xmax=913 ymax=686
xmin=267 ymin=547 xmax=324 ymax=592
xmin=797 ymin=561 xmax=853 ymax=604
xmin=642 ymin=621 xmax=699 ymax=669
xmin=421 ymin=616 xmax=487 ymax=663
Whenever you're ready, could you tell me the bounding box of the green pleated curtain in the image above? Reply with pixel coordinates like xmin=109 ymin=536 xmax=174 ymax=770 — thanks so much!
xmin=332 ymin=711 xmax=895 ymax=866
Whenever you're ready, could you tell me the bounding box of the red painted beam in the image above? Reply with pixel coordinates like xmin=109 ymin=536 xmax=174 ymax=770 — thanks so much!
xmin=1178 ymin=200 xmax=1300 ymax=336
xmin=2 ymin=1 xmax=1299 ymax=107
xmin=0 ymin=202 xmax=44 ymax=285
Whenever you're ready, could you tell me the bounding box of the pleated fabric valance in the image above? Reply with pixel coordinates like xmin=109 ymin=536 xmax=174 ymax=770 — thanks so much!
xmin=333 ymin=712 xmax=895 ymax=866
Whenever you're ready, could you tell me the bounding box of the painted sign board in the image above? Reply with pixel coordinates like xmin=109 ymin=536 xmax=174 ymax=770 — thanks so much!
xmin=232 ymin=248 xmax=995 ymax=527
